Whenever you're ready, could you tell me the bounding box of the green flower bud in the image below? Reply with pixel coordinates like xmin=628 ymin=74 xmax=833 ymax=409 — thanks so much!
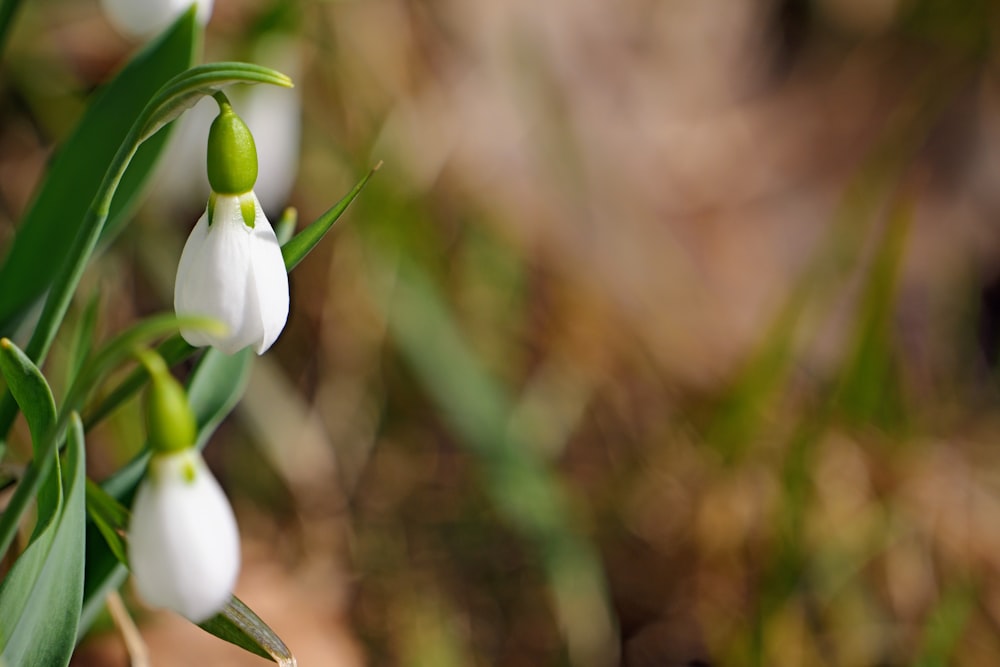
xmin=138 ymin=348 xmax=197 ymax=454
xmin=207 ymin=92 xmax=258 ymax=195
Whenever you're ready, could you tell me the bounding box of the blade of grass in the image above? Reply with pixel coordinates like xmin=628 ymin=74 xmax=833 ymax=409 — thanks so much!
xmin=377 ymin=255 xmax=617 ymax=667
xmin=281 ymin=162 xmax=380 ymax=272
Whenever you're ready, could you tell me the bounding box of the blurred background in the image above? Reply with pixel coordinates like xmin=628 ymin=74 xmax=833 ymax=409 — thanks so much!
xmin=4 ymin=0 xmax=1000 ymax=664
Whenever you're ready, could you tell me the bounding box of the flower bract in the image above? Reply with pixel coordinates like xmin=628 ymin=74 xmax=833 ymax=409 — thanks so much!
xmin=174 ymin=192 xmax=289 ymax=355
xmin=128 ymin=449 xmax=240 ymax=623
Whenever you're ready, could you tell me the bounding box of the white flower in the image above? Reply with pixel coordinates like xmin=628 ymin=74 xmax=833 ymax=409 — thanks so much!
xmin=101 ymin=0 xmax=213 ymax=39
xmin=174 ymin=192 xmax=289 ymax=355
xmin=128 ymin=449 xmax=240 ymax=623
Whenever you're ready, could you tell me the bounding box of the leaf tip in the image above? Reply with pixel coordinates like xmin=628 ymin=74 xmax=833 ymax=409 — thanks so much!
xmin=0 ymin=337 xmax=11 ymax=349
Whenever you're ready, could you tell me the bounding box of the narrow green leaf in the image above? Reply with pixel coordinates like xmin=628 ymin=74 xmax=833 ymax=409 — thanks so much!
xmin=913 ymin=582 xmax=976 ymax=667
xmin=66 ymin=290 xmax=101 ymax=391
xmin=0 ymin=413 xmax=86 ymax=667
xmin=0 ymin=338 xmax=55 ymax=455
xmin=0 ymin=338 xmax=59 ymax=553
xmin=281 ymin=163 xmax=380 ymax=272
xmin=381 ymin=257 xmax=617 ymax=664
xmin=0 ymin=9 xmax=199 ymax=334
xmin=85 ymin=480 xmax=129 ymax=566
xmin=135 ymin=62 xmax=293 ymax=146
xmin=834 ymin=197 xmax=911 ymax=430
xmin=199 ymin=596 xmax=295 ymax=665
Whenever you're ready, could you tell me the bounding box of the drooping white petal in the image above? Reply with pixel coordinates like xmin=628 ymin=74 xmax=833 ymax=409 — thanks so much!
xmin=174 ymin=193 xmax=289 ymax=355
xmin=101 ymin=0 xmax=213 ymax=39
xmin=174 ymin=197 xmax=253 ymax=354
xmin=246 ymin=194 xmax=290 ymax=354
xmin=128 ymin=449 xmax=240 ymax=623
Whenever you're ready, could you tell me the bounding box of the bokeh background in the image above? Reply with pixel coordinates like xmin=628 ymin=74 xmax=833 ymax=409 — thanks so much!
xmin=4 ymin=0 xmax=1000 ymax=664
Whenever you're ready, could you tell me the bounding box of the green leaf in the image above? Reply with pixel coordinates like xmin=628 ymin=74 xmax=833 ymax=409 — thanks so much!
xmin=0 ymin=338 xmax=55 ymax=456
xmin=0 ymin=9 xmax=199 ymax=334
xmin=379 ymin=257 xmax=617 ymax=664
xmin=834 ymin=197 xmax=911 ymax=430
xmin=913 ymin=581 xmax=976 ymax=667
xmin=0 ymin=338 xmax=59 ymax=556
xmin=281 ymin=163 xmax=380 ymax=272
xmin=66 ymin=290 xmax=101 ymax=391
xmin=84 ymin=480 xmax=129 ymax=566
xmin=0 ymin=413 xmax=86 ymax=667
xmin=134 ymin=62 xmax=292 ymax=147
xmin=199 ymin=596 xmax=295 ymax=665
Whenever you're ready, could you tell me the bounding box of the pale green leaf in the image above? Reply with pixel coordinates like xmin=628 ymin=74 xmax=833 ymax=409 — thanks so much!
xmin=0 ymin=413 xmax=86 ymax=667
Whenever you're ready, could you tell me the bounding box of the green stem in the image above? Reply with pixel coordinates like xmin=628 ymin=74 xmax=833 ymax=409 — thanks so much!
xmin=0 ymin=134 xmax=138 ymax=440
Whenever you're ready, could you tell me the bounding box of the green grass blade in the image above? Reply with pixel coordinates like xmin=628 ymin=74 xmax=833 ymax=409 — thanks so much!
xmin=834 ymin=196 xmax=912 ymax=429
xmin=0 ymin=9 xmax=199 ymax=334
xmin=0 ymin=338 xmax=55 ymax=454
xmin=84 ymin=480 xmax=129 ymax=566
xmin=0 ymin=413 xmax=86 ymax=667
xmin=281 ymin=163 xmax=380 ymax=272
xmin=198 ymin=596 xmax=295 ymax=664
xmin=66 ymin=290 xmax=101 ymax=392
xmin=913 ymin=582 xmax=976 ymax=667
xmin=380 ymin=257 xmax=617 ymax=665
xmin=0 ymin=338 xmax=59 ymax=555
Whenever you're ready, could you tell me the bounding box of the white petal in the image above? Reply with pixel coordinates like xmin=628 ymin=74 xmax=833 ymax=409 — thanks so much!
xmin=101 ymin=0 xmax=213 ymax=38
xmin=175 ymin=197 xmax=254 ymax=354
xmin=128 ymin=450 xmax=240 ymax=622
xmin=246 ymin=194 xmax=290 ymax=354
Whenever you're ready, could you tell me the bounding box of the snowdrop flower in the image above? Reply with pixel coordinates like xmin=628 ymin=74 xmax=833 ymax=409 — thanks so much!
xmin=127 ymin=350 xmax=240 ymax=623
xmin=129 ymin=448 xmax=240 ymax=622
xmin=101 ymin=0 xmax=213 ymax=39
xmin=174 ymin=93 xmax=289 ymax=355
